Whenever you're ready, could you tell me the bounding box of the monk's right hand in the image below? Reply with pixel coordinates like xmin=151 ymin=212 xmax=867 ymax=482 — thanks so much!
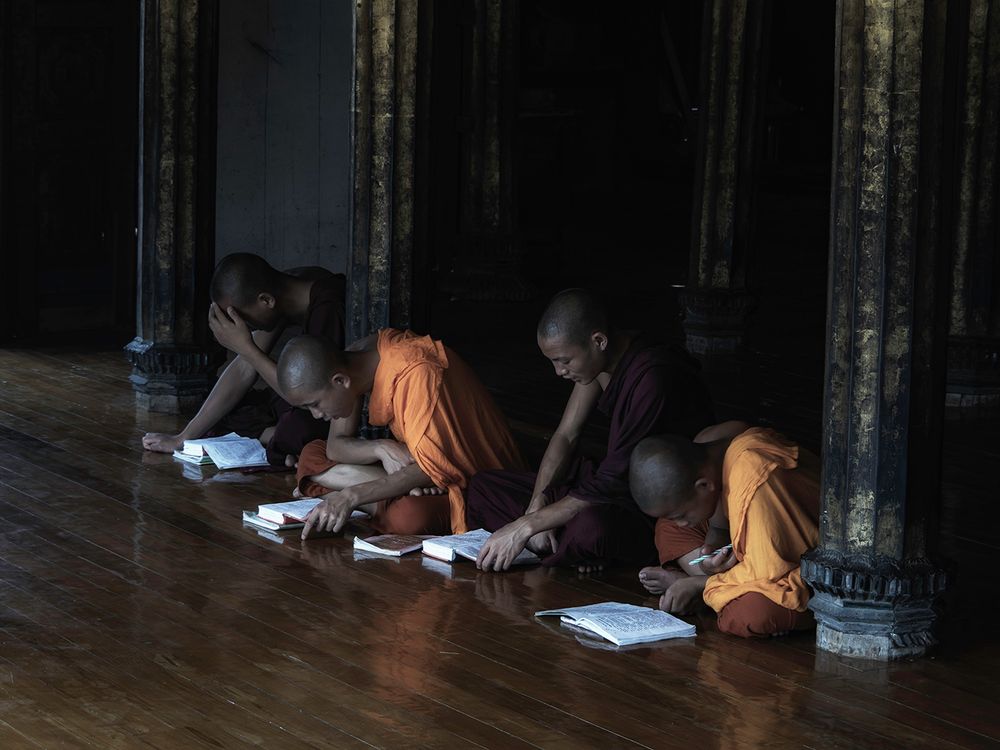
xmin=375 ymin=440 xmax=414 ymax=475
xmin=301 ymin=493 xmax=355 ymax=539
xmin=142 ymin=432 xmax=185 ymax=453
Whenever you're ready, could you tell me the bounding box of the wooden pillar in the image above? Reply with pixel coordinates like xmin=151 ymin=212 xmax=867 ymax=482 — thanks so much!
xmin=946 ymin=0 xmax=1000 ymax=409
xmin=680 ymin=0 xmax=767 ymax=360
xmin=124 ymin=0 xmax=221 ymax=414
xmin=800 ymin=0 xmax=949 ymax=660
xmin=348 ymin=0 xmax=422 ymax=342
xmin=439 ymin=0 xmax=528 ymax=302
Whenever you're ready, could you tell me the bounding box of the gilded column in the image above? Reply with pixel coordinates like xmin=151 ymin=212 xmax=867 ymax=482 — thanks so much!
xmin=800 ymin=0 xmax=949 ymax=660
xmin=124 ymin=0 xmax=221 ymax=413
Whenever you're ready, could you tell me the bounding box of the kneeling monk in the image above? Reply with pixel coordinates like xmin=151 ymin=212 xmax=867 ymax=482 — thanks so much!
xmin=467 ymin=289 xmax=715 ymax=571
xmin=277 ymin=330 xmax=524 ymax=539
xmin=629 ymin=428 xmax=820 ymax=638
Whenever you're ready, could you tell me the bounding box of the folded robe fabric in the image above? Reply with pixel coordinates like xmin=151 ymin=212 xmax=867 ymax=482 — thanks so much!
xmin=702 ymin=428 xmax=820 ymax=613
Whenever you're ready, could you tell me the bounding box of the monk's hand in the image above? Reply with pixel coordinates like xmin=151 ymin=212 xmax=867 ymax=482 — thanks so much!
xmin=525 ymin=530 xmax=557 ymax=556
xmin=698 ymin=545 xmax=737 ymax=576
xmin=208 ymin=303 xmax=256 ymax=356
xmin=142 ymin=432 xmax=185 ymax=453
xmin=659 ymin=576 xmax=707 ymax=615
xmin=301 ymin=491 xmax=357 ymax=539
xmin=375 ymin=440 xmax=414 ymax=475
xmin=476 ymin=518 xmax=531 ymax=572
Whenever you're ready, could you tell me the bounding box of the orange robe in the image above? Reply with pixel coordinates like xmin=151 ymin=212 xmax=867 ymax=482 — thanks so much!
xmin=702 ymin=428 xmax=820 ymax=614
xmin=298 ymin=329 xmax=524 ymax=534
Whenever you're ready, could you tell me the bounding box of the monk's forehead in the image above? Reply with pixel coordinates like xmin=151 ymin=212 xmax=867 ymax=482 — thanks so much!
xmin=537 ymin=335 xmax=586 ymax=358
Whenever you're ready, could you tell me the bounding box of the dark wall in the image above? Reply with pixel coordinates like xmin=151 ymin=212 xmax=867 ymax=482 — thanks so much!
xmin=0 ymin=0 xmax=138 ymax=344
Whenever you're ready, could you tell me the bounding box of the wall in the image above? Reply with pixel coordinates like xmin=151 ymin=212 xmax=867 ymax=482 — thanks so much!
xmin=215 ymin=0 xmax=352 ymax=273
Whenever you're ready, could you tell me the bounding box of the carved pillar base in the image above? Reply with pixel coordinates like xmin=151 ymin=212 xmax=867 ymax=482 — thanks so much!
xmin=679 ymin=288 xmax=755 ymax=357
xmin=801 ymin=550 xmax=947 ymax=661
xmin=124 ymin=338 xmax=222 ymax=414
xmin=945 ymin=335 xmax=1000 ymax=409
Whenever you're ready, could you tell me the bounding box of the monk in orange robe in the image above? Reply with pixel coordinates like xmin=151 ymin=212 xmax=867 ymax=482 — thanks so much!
xmin=276 ymin=330 xmax=524 ymax=539
xmin=629 ymin=427 xmax=819 ymax=637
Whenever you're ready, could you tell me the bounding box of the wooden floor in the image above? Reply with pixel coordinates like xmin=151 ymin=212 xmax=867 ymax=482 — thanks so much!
xmin=1 ymin=348 xmax=998 ymax=749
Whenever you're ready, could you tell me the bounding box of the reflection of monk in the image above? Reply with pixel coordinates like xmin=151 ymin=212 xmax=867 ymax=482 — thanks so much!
xmin=630 ymin=427 xmax=819 ymax=638
xmin=278 ymin=330 xmax=524 ymax=539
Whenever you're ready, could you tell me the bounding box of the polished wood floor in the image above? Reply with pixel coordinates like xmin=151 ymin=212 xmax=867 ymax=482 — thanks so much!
xmin=1 ymin=348 xmax=998 ymax=749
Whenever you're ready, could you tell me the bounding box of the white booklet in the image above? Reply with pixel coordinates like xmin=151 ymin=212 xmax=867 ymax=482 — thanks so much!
xmin=353 ymin=534 xmax=432 ymax=557
xmin=173 ymin=432 xmax=242 ymax=464
xmin=534 ymin=602 xmax=696 ymax=646
xmin=255 ymin=498 xmax=369 ymax=526
xmin=202 ymin=438 xmax=269 ymax=470
xmin=421 ymin=528 xmax=540 ymax=566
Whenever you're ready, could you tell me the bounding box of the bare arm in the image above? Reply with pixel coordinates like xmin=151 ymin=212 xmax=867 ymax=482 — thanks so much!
xmin=142 ymin=325 xmax=283 ymax=452
xmin=321 ymin=397 xmax=416 ymax=476
xmin=525 ymin=381 xmax=602 ymax=512
xmin=477 ymin=494 xmax=591 ymax=571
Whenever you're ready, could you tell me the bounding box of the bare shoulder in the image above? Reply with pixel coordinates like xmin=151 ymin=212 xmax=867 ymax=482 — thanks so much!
xmin=694 ymin=420 xmax=752 ymax=443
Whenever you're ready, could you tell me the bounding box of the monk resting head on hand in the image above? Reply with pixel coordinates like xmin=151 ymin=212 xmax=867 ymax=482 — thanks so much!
xmin=629 ymin=434 xmax=737 ymax=613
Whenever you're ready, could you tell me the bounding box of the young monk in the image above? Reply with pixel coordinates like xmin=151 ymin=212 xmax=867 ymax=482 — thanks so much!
xmin=467 ymin=289 xmax=715 ymax=572
xmin=637 ymin=420 xmax=751 ymax=595
xmin=141 ymin=253 xmax=345 ymax=466
xmin=277 ymin=330 xmax=524 ymax=539
xmin=628 ymin=427 xmax=820 ymax=638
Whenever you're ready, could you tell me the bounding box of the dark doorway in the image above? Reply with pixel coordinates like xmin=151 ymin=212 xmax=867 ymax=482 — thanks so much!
xmin=0 ymin=0 xmax=138 ymax=344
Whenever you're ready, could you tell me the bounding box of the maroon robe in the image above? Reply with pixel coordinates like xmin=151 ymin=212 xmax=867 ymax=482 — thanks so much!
xmin=465 ymin=337 xmax=714 ymax=567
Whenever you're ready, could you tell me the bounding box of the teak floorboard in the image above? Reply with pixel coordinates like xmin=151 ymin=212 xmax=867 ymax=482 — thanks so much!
xmin=0 ymin=348 xmax=998 ymax=749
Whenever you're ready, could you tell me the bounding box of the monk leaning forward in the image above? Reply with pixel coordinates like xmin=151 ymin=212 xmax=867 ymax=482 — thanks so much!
xmin=467 ymin=289 xmax=715 ymax=572
xmin=278 ymin=329 xmax=525 ymax=539
xmin=629 ymin=427 xmax=820 ymax=638
xmin=142 ymin=253 xmax=346 ymax=466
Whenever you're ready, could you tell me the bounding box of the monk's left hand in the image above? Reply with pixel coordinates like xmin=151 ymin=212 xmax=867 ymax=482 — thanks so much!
xmin=659 ymin=576 xmax=707 ymax=615
xmin=301 ymin=492 xmax=356 ymax=539
xmin=476 ymin=519 xmax=531 ymax=572
xmin=209 ymin=303 xmax=256 ymax=356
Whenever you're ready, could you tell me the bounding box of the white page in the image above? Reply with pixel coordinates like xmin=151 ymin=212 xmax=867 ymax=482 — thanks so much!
xmin=422 ymin=529 xmax=539 ymax=565
xmin=202 ymin=438 xmax=269 ymax=469
xmin=181 ymin=432 xmax=241 ymax=456
xmin=535 ymin=602 xmax=640 ymax=619
xmin=258 ymin=498 xmax=369 ymax=524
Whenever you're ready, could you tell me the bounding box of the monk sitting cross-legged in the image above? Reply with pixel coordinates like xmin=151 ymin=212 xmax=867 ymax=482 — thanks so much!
xmin=629 ymin=427 xmax=820 ymax=638
xmin=277 ymin=330 xmax=525 ymax=539
xmin=466 ymin=289 xmax=715 ymax=573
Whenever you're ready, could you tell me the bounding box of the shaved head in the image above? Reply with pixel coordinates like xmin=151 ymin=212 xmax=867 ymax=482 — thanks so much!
xmin=210 ymin=253 xmax=279 ymax=307
xmin=536 ymin=289 xmax=610 ymax=345
xmin=277 ymin=335 xmax=348 ymax=394
xmin=629 ymin=435 xmax=707 ymax=516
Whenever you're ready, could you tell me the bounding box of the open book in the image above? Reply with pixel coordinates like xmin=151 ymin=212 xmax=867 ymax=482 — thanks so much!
xmin=244 ymin=498 xmax=369 ymax=530
xmin=173 ymin=432 xmax=269 ymax=469
xmin=353 ymin=534 xmax=430 ymax=557
xmin=534 ymin=602 xmax=696 ymax=646
xmin=421 ymin=528 xmax=540 ymax=566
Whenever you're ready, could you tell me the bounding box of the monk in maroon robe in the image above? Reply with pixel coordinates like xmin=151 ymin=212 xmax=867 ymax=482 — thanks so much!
xmin=141 ymin=253 xmax=345 ymax=466
xmin=467 ymin=289 xmax=715 ymax=571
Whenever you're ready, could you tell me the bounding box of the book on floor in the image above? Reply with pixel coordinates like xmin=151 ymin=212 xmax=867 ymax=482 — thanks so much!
xmin=242 ymin=510 xmax=304 ymax=531
xmin=421 ymin=528 xmax=540 ymax=566
xmin=534 ymin=602 xmax=696 ymax=646
xmin=353 ymin=534 xmax=432 ymax=557
xmin=172 ymin=432 xmax=269 ymax=469
xmin=251 ymin=498 xmax=370 ymax=527
xmin=172 ymin=432 xmax=242 ymax=464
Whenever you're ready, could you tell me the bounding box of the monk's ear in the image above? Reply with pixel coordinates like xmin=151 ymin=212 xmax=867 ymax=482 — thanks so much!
xmin=591 ymin=331 xmax=608 ymax=352
xmin=694 ymin=476 xmax=715 ymax=495
xmin=257 ymin=292 xmax=276 ymax=308
xmin=330 ymin=372 xmax=351 ymax=390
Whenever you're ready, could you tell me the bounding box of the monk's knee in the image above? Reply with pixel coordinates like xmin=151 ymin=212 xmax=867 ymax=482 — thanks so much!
xmin=717 ymin=593 xmax=813 ymax=638
xmin=376 ymin=495 xmax=451 ymax=536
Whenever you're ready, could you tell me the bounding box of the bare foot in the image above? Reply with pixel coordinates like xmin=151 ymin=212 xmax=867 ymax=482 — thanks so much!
xmin=638 ymin=566 xmax=686 ymax=595
xmin=409 ymin=486 xmax=447 ymax=496
xmin=285 ymin=454 xmax=297 ymax=468
xmin=292 ymin=486 xmax=303 ymax=498
xmin=577 ymin=560 xmax=605 ymax=574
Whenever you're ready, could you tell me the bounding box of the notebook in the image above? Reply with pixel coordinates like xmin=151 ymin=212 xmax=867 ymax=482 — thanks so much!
xmin=173 ymin=432 xmax=269 ymax=469
xmin=421 ymin=528 xmax=540 ymax=566
xmin=252 ymin=499 xmax=370 ymax=526
xmin=353 ymin=534 xmax=431 ymax=557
